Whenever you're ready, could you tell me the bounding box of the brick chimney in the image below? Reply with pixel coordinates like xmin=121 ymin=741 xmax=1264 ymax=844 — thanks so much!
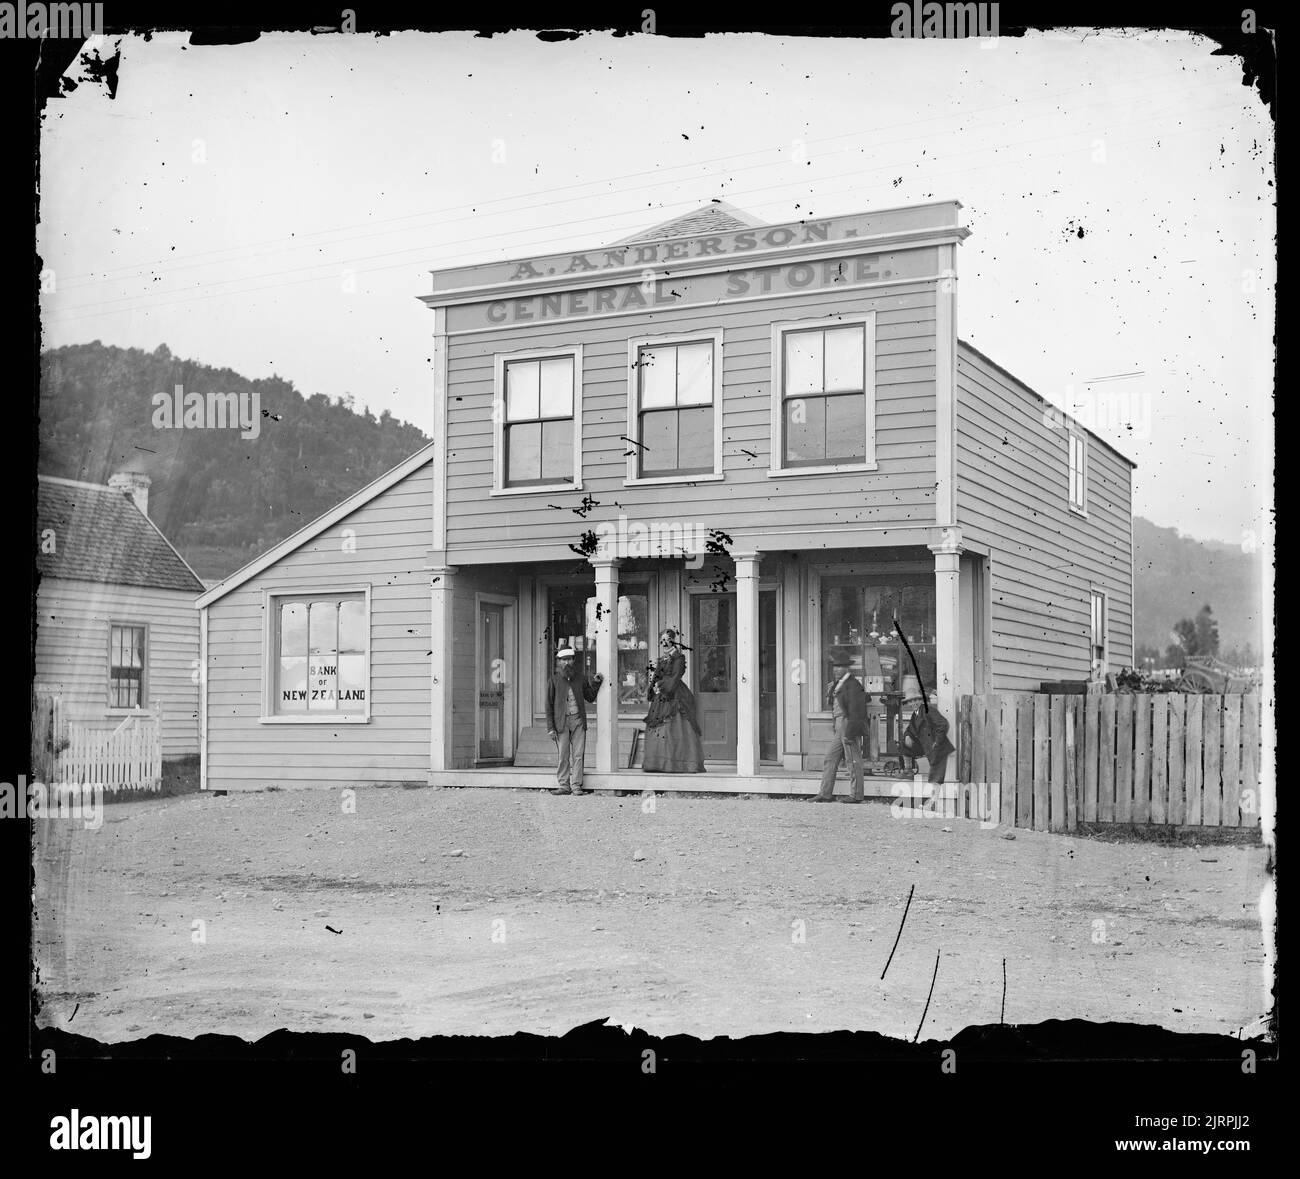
xmin=109 ymin=471 xmax=151 ymax=517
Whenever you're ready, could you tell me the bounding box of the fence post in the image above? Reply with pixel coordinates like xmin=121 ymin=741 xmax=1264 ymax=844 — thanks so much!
xmin=1203 ymin=695 xmax=1223 ymax=826
xmin=1239 ymin=693 xmax=1260 ymax=828
xmin=1132 ymin=694 xmax=1150 ymax=824
xmin=1000 ymin=696 xmax=1016 ymax=828
xmin=1083 ymin=693 xmax=1099 ymax=822
xmin=1184 ymin=695 xmax=1204 ymax=826
xmin=1115 ymin=695 xmax=1133 ymax=824
xmin=1016 ymin=697 xmax=1033 ymax=829
xmin=1048 ymin=695 xmax=1066 ymax=832
xmin=1064 ymin=699 xmax=1078 ymax=830
xmin=1150 ymin=695 xmax=1168 ymax=824
xmin=1167 ymin=695 xmax=1186 ymax=826
xmin=1032 ymin=695 xmax=1049 ymax=831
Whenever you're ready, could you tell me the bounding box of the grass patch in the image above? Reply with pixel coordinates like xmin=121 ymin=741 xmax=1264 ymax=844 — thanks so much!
xmin=1073 ymin=822 xmax=1262 ymax=847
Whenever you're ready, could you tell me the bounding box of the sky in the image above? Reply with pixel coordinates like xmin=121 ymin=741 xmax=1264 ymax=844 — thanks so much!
xmin=37 ymin=29 xmax=1274 ymax=547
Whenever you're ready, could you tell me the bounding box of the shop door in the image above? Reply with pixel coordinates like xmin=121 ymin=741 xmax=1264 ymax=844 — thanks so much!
xmin=478 ymin=601 xmax=507 ymax=761
xmin=692 ymin=593 xmax=737 ymax=761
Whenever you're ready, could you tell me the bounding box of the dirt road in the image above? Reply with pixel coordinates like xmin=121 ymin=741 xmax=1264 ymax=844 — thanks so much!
xmin=32 ymin=785 xmax=1271 ymax=1043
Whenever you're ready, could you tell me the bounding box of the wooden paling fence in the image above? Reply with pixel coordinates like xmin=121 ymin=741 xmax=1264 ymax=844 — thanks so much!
xmin=31 ymin=692 xmax=163 ymax=794
xmin=956 ymin=693 xmax=1263 ymax=831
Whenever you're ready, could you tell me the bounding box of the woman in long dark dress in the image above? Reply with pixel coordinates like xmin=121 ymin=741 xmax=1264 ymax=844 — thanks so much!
xmin=642 ymin=629 xmax=706 ymax=773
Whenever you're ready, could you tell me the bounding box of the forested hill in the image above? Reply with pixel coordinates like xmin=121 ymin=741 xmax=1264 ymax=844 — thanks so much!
xmin=1132 ymin=516 xmax=1264 ymax=661
xmin=39 ymin=342 xmax=430 ymax=580
xmin=39 ymin=343 xmax=1266 ymax=657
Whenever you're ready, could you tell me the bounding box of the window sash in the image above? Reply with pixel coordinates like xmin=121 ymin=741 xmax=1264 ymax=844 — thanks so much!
xmin=1090 ymin=591 xmax=1107 ymax=667
xmin=505 ymin=357 xmax=573 ymax=423
xmin=777 ymin=322 xmax=870 ymax=470
xmin=633 ymin=340 xmax=716 ymax=477
xmin=502 ymin=355 xmax=576 ymax=488
xmin=274 ymin=594 xmax=367 ymax=713
xmin=109 ymin=624 xmax=146 ymax=708
xmin=783 ymin=391 xmax=866 ymax=467
xmin=783 ymin=325 xmax=865 ymax=399
xmin=638 ymin=404 xmax=714 ymax=477
xmin=505 ymin=418 xmax=574 ymax=486
xmin=1070 ymin=434 xmax=1087 ymax=509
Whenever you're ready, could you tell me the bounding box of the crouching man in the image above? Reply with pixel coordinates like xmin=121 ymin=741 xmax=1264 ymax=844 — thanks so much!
xmin=547 ymin=647 xmax=604 ymax=796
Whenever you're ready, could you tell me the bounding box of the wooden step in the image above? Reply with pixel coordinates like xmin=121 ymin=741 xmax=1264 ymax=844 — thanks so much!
xmin=513 ymin=723 xmax=645 ymax=768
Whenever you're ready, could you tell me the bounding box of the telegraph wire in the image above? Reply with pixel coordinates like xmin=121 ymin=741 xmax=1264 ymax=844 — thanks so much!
xmin=46 ymin=93 xmax=1255 ymax=323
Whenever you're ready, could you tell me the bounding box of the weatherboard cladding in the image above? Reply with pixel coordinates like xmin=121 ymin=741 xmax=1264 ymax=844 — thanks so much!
xmin=35 ymin=578 xmax=200 ymax=757
xmin=443 ymin=284 xmax=940 ymax=561
xmin=202 ymin=460 xmax=434 ymax=789
xmin=954 ymin=343 xmax=1134 ymax=691
xmin=37 ymin=477 xmax=203 ymax=593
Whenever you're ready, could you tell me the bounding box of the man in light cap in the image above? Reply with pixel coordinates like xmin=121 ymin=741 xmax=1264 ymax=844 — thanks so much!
xmin=547 ymin=647 xmax=604 ymax=795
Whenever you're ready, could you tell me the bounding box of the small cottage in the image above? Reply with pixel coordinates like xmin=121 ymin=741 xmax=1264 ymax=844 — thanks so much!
xmin=35 ymin=472 xmax=204 ymax=767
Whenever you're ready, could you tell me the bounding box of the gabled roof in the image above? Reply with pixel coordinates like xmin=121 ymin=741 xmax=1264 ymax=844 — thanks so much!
xmin=957 ymin=340 xmax=1137 ymax=468
xmin=196 ymin=442 xmax=437 ymax=609
xmin=612 ymin=199 xmax=765 ymax=245
xmin=37 ymin=476 xmax=204 ymax=593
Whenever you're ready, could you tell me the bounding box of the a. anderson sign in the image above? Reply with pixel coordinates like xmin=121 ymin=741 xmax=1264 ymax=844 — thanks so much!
xmin=444 ymin=247 xmax=940 ymax=333
xmin=428 ymin=201 xmax=963 ymax=298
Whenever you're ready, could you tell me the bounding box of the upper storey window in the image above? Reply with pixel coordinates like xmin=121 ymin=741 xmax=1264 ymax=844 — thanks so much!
xmin=770 ymin=313 xmax=877 ymax=477
xmin=626 ymin=330 xmax=723 ymax=485
xmin=1068 ymin=430 xmax=1088 ymax=513
xmin=492 ymin=347 xmax=583 ymax=494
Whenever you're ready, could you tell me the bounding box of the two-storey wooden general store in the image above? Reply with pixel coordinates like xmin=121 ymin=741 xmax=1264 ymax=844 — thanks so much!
xmin=197 ymin=199 xmax=1134 ymax=793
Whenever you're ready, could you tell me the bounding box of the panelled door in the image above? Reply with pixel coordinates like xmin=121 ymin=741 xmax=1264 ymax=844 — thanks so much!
xmin=478 ymin=600 xmax=509 ymax=761
xmin=691 ymin=592 xmax=737 ymax=761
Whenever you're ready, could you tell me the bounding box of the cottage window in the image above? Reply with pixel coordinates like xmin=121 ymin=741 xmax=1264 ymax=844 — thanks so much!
xmin=771 ymin=314 xmax=877 ymax=475
xmin=270 ymin=591 xmax=369 ymax=718
xmin=109 ymin=622 xmax=147 ymax=708
xmin=1090 ymin=589 xmax=1108 ymax=679
xmin=1069 ymin=431 xmax=1088 ymax=512
xmin=625 ymin=331 xmax=723 ymax=484
xmin=819 ymin=577 xmax=935 ymax=700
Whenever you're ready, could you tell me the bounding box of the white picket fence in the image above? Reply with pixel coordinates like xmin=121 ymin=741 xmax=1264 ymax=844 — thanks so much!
xmin=34 ymin=690 xmax=163 ymax=793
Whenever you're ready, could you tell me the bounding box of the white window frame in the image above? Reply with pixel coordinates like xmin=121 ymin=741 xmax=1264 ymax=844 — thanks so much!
xmin=624 ymin=328 xmax=725 ymax=486
xmin=107 ymin=619 xmax=150 ymax=713
xmin=491 ymin=344 xmax=584 ymax=497
xmin=1068 ymin=430 xmax=1089 ymax=515
xmin=768 ymin=311 xmax=878 ymax=478
xmin=261 ymin=585 xmax=372 ymax=724
xmin=1089 ymin=588 xmax=1109 ymax=680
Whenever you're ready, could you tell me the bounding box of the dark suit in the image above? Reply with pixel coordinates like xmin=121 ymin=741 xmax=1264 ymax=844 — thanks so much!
xmin=546 ymin=668 xmax=601 ymax=734
xmin=818 ymin=671 xmax=869 ymax=800
xmin=901 ymin=706 xmax=955 ymax=784
xmin=547 ymin=667 xmax=602 ymax=789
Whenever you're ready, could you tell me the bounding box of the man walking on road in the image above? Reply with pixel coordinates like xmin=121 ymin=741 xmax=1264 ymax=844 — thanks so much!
xmin=814 ymin=653 xmax=868 ymax=803
xmin=547 ymin=647 xmax=604 ymax=796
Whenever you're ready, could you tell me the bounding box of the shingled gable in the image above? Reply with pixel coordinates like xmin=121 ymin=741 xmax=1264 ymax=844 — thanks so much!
xmin=611 ymin=199 xmax=765 ymax=245
xmin=37 ymin=476 xmax=204 ymax=593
